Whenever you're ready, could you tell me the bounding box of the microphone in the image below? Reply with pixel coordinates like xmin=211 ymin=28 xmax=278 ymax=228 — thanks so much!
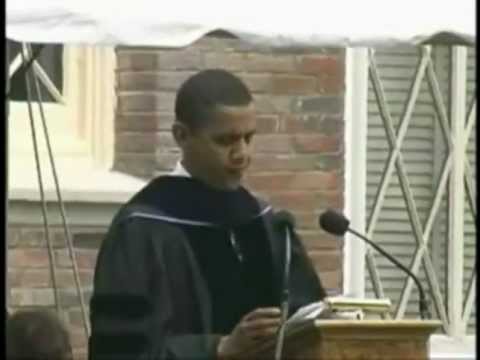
xmin=272 ymin=210 xmax=294 ymax=360
xmin=319 ymin=209 xmax=429 ymax=320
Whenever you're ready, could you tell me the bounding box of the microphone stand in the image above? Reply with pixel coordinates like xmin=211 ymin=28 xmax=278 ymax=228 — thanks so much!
xmin=274 ymin=225 xmax=292 ymax=360
xmin=348 ymin=228 xmax=429 ymax=320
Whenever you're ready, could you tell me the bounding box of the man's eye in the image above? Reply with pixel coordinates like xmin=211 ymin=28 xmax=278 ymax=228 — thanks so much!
xmin=216 ymin=137 xmax=234 ymax=146
xmin=215 ymin=133 xmax=254 ymax=146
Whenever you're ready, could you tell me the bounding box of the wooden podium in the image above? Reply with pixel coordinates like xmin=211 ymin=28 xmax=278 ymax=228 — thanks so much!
xmin=243 ymin=320 xmax=442 ymax=359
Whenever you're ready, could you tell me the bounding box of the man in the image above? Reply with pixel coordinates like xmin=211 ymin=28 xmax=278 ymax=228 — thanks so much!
xmin=7 ymin=309 xmax=73 ymax=360
xmin=89 ymin=69 xmax=326 ymax=360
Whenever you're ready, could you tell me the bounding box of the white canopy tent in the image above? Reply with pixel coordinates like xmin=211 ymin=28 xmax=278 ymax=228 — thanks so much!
xmin=5 ymin=1 xmax=476 ymax=358
xmin=7 ymin=0 xmax=475 ymax=48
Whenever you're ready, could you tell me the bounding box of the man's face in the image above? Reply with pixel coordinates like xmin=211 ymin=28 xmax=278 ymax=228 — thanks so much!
xmin=177 ymin=104 xmax=257 ymax=190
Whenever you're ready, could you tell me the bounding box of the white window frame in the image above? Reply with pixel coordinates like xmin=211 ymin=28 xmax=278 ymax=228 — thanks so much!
xmin=9 ymin=45 xmax=115 ymax=169
xmin=343 ymin=47 xmax=476 ymax=358
xmin=8 ymin=44 xmax=146 ymax=203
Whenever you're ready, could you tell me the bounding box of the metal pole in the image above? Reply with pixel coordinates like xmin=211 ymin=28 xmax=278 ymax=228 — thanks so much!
xmin=27 ymin=44 xmax=91 ymax=336
xmin=5 ymin=40 xmax=10 ymax=313
xmin=21 ymin=45 xmax=62 ymax=313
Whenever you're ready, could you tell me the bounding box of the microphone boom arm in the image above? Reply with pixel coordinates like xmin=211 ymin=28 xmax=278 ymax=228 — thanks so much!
xmin=348 ymin=227 xmax=429 ymax=320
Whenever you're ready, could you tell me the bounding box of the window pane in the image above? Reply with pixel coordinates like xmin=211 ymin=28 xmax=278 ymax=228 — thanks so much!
xmin=7 ymin=40 xmax=63 ymax=103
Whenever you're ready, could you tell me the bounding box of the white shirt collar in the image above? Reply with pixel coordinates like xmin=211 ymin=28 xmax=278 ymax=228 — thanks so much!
xmin=169 ymin=161 xmax=191 ymax=178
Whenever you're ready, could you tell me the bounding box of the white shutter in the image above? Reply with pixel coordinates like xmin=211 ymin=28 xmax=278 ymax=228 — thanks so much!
xmin=365 ymin=45 xmax=476 ymax=334
xmin=365 ymin=46 xmax=437 ymax=319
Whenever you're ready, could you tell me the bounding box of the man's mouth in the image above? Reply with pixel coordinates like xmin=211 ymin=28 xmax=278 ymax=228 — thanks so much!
xmin=226 ymin=167 xmax=246 ymax=178
xmin=227 ymin=166 xmax=247 ymax=173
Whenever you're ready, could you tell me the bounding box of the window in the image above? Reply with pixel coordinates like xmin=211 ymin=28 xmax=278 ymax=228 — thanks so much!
xmin=8 ymin=41 xmax=64 ymax=103
xmin=7 ymin=41 xmax=126 ymax=201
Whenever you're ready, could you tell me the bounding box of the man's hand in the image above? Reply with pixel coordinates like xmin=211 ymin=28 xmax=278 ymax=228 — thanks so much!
xmin=217 ymin=307 xmax=281 ymax=359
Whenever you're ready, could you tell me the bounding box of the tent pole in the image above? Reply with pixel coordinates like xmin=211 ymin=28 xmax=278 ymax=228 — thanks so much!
xmin=5 ymin=41 xmax=10 ymax=314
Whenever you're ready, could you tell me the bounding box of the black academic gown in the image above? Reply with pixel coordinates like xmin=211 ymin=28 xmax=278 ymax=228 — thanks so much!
xmin=88 ymin=176 xmax=325 ymax=360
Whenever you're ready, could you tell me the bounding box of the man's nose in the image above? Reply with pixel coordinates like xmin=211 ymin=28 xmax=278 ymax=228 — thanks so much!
xmin=231 ymin=139 xmax=250 ymax=163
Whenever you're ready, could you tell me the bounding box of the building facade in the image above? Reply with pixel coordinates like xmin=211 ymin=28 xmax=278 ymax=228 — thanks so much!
xmin=6 ymin=37 xmax=475 ymax=358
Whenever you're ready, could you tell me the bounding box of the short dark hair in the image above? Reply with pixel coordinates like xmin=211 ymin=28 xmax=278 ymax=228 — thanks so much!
xmin=175 ymin=69 xmax=253 ymax=130
xmin=7 ymin=310 xmax=73 ymax=360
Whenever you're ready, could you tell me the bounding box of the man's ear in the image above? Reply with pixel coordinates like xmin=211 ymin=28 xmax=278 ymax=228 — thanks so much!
xmin=172 ymin=122 xmax=190 ymax=147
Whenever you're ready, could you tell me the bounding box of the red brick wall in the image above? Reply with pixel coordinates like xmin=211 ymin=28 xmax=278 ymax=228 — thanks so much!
xmin=114 ymin=36 xmax=346 ymax=291
xmin=7 ymin=224 xmax=105 ymax=359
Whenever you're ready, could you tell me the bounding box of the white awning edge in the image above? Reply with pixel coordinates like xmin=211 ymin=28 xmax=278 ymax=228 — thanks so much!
xmin=7 ymin=26 xmax=475 ymax=49
xmin=7 ymin=0 xmax=476 ymax=48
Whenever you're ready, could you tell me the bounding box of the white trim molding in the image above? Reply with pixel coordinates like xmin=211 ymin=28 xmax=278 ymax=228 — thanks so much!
xmin=448 ymin=45 xmax=468 ymax=338
xmin=429 ymin=335 xmax=476 ymax=359
xmin=343 ymin=47 xmax=369 ymax=298
xmin=75 ymin=45 xmax=116 ymax=169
